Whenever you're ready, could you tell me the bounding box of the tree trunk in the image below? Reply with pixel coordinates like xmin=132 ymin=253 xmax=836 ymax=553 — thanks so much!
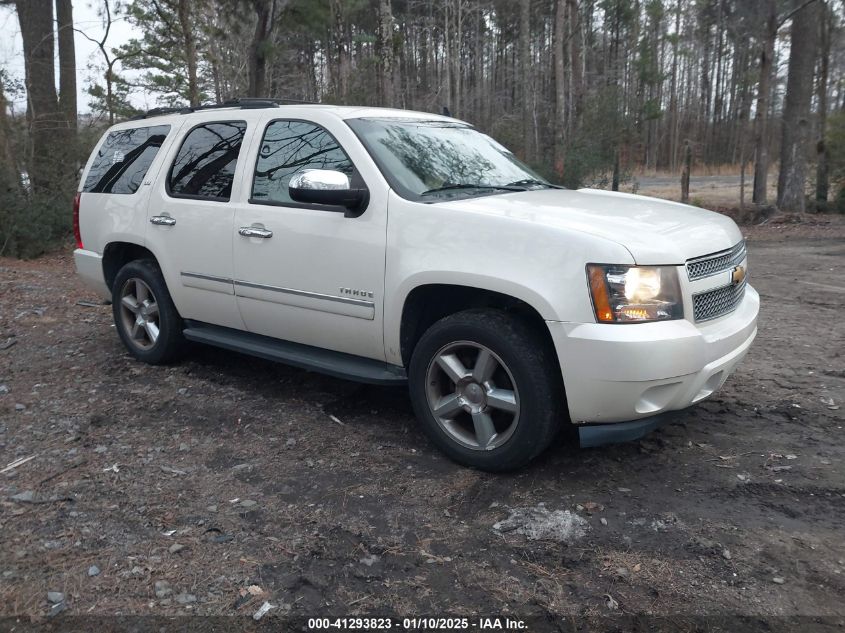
xmin=568 ymin=0 xmax=582 ymax=117
xmin=777 ymin=0 xmax=820 ymax=212
xmin=443 ymin=2 xmax=451 ymax=112
xmin=378 ymin=0 xmax=395 ymax=107
xmin=452 ymin=0 xmax=462 ymax=117
xmin=681 ymin=142 xmax=691 ymax=204
xmin=612 ymin=150 xmax=620 ymax=192
xmin=0 ymin=81 xmax=19 ymax=189
xmin=248 ymin=0 xmax=273 ymax=98
xmin=177 ymin=0 xmax=200 ymax=106
xmin=106 ymin=59 xmax=115 ymax=125
xmin=752 ymin=0 xmax=777 ymax=204
xmin=668 ymin=0 xmax=680 ymax=171
xmin=553 ymin=0 xmax=565 ymax=179
xmin=15 ymin=0 xmax=61 ymax=194
xmin=55 ymin=0 xmax=76 ymax=133
xmin=519 ymin=0 xmax=532 ymax=162
xmin=332 ymin=0 xmax=349 ymax=101
xmin=815 ymin=0 xmax=830 ymax=204
xmin=0 ymin=81 xmax=20 ymax=256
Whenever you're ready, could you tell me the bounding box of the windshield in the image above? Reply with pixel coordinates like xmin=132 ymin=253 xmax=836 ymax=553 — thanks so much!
xmin=346 ymin=118 xmax=553 ymax=200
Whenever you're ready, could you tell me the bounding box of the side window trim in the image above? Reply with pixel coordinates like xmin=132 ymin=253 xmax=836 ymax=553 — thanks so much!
xmin=165 ymin=119 xmax=247 ymax=203
xmin=247 ymin=117 xmax=367 ymax=213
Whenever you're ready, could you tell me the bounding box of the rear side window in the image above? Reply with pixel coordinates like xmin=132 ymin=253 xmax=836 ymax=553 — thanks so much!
xmin=168 ymin=121 xmax=247 ymax=201
xmin=83 ymin=125 xmax=170 ymax=194
xmin=251 ymin=120 xmax=353 ymax=205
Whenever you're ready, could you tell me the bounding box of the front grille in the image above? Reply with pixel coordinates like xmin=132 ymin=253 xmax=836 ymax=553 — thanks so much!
xmin=693 ymin=280 xmax=746 ymax=322
xmin=686 ymin=240 xmax=747 ymax=281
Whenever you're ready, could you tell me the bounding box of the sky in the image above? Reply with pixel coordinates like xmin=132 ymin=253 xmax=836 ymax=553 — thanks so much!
xmin=0 ymin=1 xmax=149 ymax=117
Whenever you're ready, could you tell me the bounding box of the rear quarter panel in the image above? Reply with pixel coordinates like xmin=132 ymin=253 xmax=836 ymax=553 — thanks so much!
xmin=76 ymin=119 xmax=185 ymax=255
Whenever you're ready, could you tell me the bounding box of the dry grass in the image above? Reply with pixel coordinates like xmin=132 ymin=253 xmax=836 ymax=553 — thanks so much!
xmin=633 ymin=163 xmax=760 ymax=179
xmin=635 ymin=175 xmax=776 ymax=209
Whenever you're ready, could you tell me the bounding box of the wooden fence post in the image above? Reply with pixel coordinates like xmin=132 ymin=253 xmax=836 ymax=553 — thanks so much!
xmin=681 ymin=141 xmax=691 ymax=204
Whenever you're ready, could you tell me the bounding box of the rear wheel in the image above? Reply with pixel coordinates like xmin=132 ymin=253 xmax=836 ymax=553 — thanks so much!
xmin=409 ymin=309 xmax=562 ymax=471
xmin=112 ymin=259 xmax=184 ymax=364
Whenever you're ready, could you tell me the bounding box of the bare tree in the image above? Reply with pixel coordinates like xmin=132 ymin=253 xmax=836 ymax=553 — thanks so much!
xmin=378 ymin=0 xmax=396 ymax=107
xmin=0 ymin=81 xmax=20 ymax=189
xmin=77 ymin=1 xmax=141 ymax=124
xmin=247 ymin=0 xmax=287 ymax=97
xmin=6 ymin=0 xmax=845 ymax=203
xmin=519 ymin=0 xmax=532 ymax=162
xmin=751 ymin=0 xmax=777 ymax=205
xmin=553 ymin=0 xmax=566 ymax=178
xmin=777 ymin=0 xmax=821 ymax=212
xmin=56 ymin=0 xmax=77 ymax=134
xmin=14 ymin=0 xmax=62 ymax=193
xmin=177 ymin=0 xmax=199 ymax=105
xmin=815 ymin=0 xmax=832 ymax=204
xmin=567 ymin=0 xmax=582 ymax=127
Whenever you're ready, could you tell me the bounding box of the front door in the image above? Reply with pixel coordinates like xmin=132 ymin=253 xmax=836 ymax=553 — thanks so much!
xmin=146 ymin=118 xmax=251 ymax=330
xmin=231 ymin=117 xmax=387 ymax=361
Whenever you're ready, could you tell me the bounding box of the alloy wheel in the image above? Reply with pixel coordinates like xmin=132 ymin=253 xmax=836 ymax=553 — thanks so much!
xmin=118 ymin=278 xmax=160 ymax=351
xmin=424 ymin=341 xmax=520 ymax=451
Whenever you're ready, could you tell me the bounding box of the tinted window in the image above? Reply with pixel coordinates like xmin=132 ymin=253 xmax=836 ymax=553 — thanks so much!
xmin=252 ymin=120 xmax=353 ymax=204
xmin=83 ymin=125 xmax=170 ymax=194
xmin=168 ymin=121 xmax=246 ymax=200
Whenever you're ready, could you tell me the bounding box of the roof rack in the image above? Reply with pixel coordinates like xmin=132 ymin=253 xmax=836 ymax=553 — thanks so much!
xmin=130 ymin=96 xmax=317 ymax=120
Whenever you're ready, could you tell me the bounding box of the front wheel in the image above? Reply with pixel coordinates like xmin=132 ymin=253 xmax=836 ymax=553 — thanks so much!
xmin=408 ymin=309 xmax=563 ymax=471
xmin=112 ymin=259 xmax=184 ymax=365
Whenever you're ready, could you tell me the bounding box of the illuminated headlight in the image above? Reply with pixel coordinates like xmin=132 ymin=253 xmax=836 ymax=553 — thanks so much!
xmin=587 ymin=264 xmax=683 ymax=323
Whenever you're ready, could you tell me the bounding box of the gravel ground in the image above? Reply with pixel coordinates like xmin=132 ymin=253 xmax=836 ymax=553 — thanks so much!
xmin=0 ymin=218 xmax=843 ymax=630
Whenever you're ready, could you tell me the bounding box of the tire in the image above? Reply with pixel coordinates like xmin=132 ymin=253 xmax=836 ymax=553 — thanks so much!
xmin=408 ymin=309 xmax=563 ymax=471
xmin=111 ymin=259 xmax=184 ymax=365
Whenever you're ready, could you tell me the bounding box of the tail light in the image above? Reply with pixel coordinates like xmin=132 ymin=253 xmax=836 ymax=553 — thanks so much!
xmin=73 ymin=192 xmax=83 ymax=249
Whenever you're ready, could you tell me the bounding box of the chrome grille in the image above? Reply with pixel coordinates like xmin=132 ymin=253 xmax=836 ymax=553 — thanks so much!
xmin=686 ymin=240 xmax=747 ymax=281
xmin=693 ymin=280 xmax=746 ymax=322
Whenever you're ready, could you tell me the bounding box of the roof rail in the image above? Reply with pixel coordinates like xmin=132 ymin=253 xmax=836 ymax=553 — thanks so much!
xmin=129 ymin=106 xmax=192 ymax=120
xmin=224 ymin=97 xmax=316 ymax=107
xmin=129 ymin=96 xmax=317 ymax=120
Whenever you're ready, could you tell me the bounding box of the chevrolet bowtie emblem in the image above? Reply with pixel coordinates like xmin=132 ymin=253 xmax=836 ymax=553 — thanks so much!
xmin=731 ymin=265 xmax=746 ymax=286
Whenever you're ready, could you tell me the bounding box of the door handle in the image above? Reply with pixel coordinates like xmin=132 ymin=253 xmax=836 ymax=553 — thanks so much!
xmin=238 ymin=226 xmax=273 ymax=238
xmin=150 ymin=215 xmax=176 ymax=226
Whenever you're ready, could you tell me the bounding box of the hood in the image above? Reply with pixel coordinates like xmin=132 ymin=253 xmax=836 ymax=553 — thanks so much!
xmin=435 ymin=188 xmax=743 ymax=265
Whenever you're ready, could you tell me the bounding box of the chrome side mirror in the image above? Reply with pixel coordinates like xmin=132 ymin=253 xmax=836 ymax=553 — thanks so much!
xmin=289 ymin=169 xmax=350 ymax=191
xmin=289 ymin=169 xmax=368 ymax=216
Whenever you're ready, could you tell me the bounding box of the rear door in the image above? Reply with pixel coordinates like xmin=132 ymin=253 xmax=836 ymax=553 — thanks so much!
xmin=146 ymin=115 xmax=257 ymax=330
xmin=230 ymin=114 xmax=388 ymax=360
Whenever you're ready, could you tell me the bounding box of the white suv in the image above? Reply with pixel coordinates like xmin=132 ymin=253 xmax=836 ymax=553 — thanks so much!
xmin=74 ymin=99 xmax=759 ymax=471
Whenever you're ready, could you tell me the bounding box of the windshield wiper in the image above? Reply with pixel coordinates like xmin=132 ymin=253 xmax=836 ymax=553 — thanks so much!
xmin=504 ymin=179 xmax=563 ymax=189
xmin=421 ymin=183 xmax=525 ymax=196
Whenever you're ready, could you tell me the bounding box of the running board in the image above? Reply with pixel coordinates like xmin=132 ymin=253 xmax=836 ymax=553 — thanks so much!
xmin=182 ymin=321 xmax=407 ymax=386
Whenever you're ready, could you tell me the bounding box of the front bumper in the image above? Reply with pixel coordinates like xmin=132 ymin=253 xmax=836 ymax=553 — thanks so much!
xmin=548 ymin=284 xmax=759 ymax=426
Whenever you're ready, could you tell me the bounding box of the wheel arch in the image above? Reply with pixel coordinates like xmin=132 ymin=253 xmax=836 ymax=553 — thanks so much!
xmin=397 ymin=281 xmax=557 ymax=369
xmin=102 ymin=241 xmax=160 ymax=292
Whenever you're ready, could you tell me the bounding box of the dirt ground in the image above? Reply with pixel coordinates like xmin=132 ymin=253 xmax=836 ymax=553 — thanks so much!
xmin=1 ymin=216 xmax=844 ymax=631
